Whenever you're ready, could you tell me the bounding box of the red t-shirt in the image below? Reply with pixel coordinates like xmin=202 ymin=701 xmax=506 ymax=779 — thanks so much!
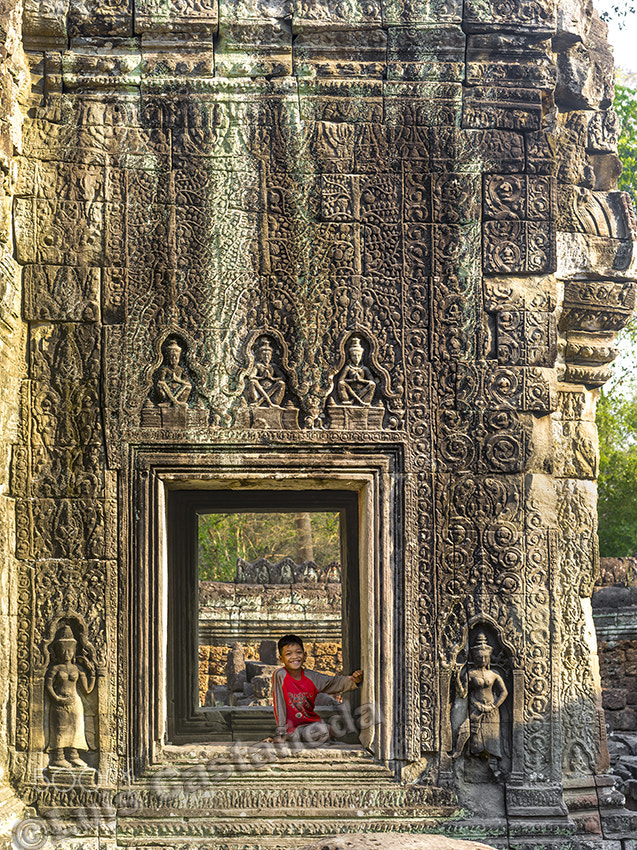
xmin=281 ymin=671 xmax=321 ymax=732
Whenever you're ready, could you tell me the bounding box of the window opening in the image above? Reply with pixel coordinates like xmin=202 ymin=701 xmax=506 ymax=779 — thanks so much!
xmin=197 ymin=511 xmax=342 ymax=709
xmin=167 ymin=490 xmax=360 ymax=743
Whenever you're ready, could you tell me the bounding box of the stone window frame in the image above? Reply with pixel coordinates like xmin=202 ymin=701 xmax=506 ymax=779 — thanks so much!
xmin=126 ymin=445 xmax=404 ymax=773
xmin=166 ymin=487 xmax=361 ymax=744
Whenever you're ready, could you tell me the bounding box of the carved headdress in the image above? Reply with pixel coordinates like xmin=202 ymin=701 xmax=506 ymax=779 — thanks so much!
xmin=54 ymin=624 xmax=76 ymax=646
xmin=53 ymin=623 xmax=77 ymax=660
xmin=165 ymin=338 xmax=183 ymax=356
xmin=472 ymin=631 xmax=492 ymax=655
xmin=348 ymin=336 xmax=364 ymax=355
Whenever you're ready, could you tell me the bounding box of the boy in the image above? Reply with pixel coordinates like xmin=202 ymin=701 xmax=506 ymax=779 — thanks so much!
xmin=272 ymin=634 xmax=363 ymax=743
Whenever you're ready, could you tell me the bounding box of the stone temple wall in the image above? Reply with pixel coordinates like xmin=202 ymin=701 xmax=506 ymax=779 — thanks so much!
xmin=594 ymin=559 xmax=637 ymax=811
xmin=0 ymin=0 xmax=29 ymax=839
xmin=594 ymin=558 xmax=637 ymax=732
xmin=1 ymin=0 xmax=637 ymax=847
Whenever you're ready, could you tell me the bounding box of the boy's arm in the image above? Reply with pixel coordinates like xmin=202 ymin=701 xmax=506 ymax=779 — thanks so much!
xmin=272 ymin=668 xmax=288 ymax=738
xmin=306 ymin=669 xmax=359 ymax=695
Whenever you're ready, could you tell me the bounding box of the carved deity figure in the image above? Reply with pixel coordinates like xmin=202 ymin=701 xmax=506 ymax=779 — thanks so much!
xmin=156 ymin=339 xmax=192 ymax=408
xmin=45 ymin=624 xmax=95 ymax=769
xmin=245 ymin=338 xmax=286 ymax=408
xmin=451 ymin=632 xmax=508 ymax=777
xmin=337 ymin=337 xmax=376 ymax=406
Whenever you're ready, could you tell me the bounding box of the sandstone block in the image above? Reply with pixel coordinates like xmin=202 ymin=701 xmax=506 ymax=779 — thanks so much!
xmin=603 ymin=689 xmax=627 ymax=711
xmin=555 ymin=0 xmax=593 ymax=46
xmin=226 ymin=641 xmax=246 ymax=693
xmin=252 ymin=673 xmax=272 ymax=699
xmin=294 ymin=836 xmax=498 ymax=850
xmin=610 ymin=708 xmax=637 ymax=732
xmin=259 ymin=639 xmax=278 ymax=664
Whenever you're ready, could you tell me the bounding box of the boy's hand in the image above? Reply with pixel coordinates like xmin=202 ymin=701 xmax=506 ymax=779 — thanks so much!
xmin=350 ymin=669 xmax=363 ymax=685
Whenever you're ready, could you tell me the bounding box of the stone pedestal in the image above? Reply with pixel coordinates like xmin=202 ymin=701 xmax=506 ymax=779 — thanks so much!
xmin=141 ymin=405 xmax=209 ymax=428
xmin=327 ymin=404 xmax=384 ymax=431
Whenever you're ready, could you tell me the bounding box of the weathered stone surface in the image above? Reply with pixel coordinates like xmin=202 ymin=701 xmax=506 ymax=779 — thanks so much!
xmin=597 ymin=557 xmax=637 ymax=587
xmin=199 ymin=578 xmax=342 ymax=646
xmin=294 ymin=837 xmax=498 ymax=850
xmin=260 ymin=639 xmax=278 ymax=664
xmin=555 ymin=0 xmax=594 ymax=47
xmin=0 ymin=0 xmax=31 ymax=839
xmin=225 ymin=641 xmax=246 ymax=693
xmin=555 ymin=14 xmax=614 ymax=110
xmin=593 ymin=555 xmax=637 ymax=817
xmin=0 ymin=0 xmax=634 ymax=847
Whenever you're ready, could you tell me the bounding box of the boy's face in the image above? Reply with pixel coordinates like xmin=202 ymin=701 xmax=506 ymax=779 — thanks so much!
xmin=279 ymin=642 xmax=306 ymax=672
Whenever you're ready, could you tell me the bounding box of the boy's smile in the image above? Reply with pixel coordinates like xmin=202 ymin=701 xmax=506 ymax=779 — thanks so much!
xmin=279 ymin=643 xmax=306 ymax=679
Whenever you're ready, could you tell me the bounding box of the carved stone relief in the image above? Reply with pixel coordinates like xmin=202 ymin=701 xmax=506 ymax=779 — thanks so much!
xmin=236 ymin=334 xmax=300 ymax=429
xmin=450 ymin=628 xmax=512 ymax=781
xmin=44 ymin=620 xmax=96 ymax=771
xmin=556 ymin=478 xmax=605 ymax=776
xmin=327 ymin=335 xmax=385 ymax=430
xmin=141 ymin=334 xmax=208 ymax=428
xmin=4 ymin=0 xmax=637 ymax=843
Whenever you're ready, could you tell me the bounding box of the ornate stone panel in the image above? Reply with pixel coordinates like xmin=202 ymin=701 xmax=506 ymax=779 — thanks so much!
xmin=3 ymin=0 xmax=637 ymax=845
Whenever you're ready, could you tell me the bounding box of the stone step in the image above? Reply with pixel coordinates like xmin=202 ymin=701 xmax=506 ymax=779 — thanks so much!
xmin=126 ymin=782 xmax=455 ymax=811
xmin=154 ymin=744 xmax=398 ymax=786
xmin=163 ymin=743 xmax=376 ymax=761
xmin=144 ymin=766 xmax=398 ymax=788
xmin=115 ymin=815 xmax=508 ymax=849
xmin=115 ymin=748 xmax=459 ymax=829
xmin=112 ymin=747 xmax=465 ymax=849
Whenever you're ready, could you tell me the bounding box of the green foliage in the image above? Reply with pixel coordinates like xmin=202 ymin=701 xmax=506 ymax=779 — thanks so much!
xmin=597 ymin=389 xmax=637 ymax=557
xmin=597 ymin=314 xmax=637 ymax=557
xmin=595 ymin=78 xmax=637 ymax=556
xmin=615 ymin=83 xmax=637 ymax=208
xmin=198 ymin=511 xmax=340 ymax=581
xmin=599 ymin=3 xmax=637 ymax=27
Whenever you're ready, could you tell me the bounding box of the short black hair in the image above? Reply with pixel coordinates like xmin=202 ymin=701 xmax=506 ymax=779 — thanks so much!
xmin=278 ymin=634 xmax=304 ymax=654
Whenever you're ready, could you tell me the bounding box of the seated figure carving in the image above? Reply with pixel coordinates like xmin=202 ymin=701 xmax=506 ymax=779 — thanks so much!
xmin=156 ymin=338 xmax=192 ymax=408
xmin=241 ymin=337 xmax=299 ymax=429
xmin=337 ymin=337 xmax=376 ymax=406
xmin=142 ymin=336 xmax=208 ymax=427
xmin=246 ymin=338 xmax=286 ymax=408
xmin=328 ymin=336 xmax=383 ymax=430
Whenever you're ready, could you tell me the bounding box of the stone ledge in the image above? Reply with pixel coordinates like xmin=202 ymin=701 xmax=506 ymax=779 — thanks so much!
xmin=594 ymin=608 xmax=637 ymax=642
xmin=293 ymin=836 xmax=498 ymax=850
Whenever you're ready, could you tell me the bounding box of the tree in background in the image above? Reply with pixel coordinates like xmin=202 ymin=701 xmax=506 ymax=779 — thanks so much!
xmin=599 ymin=4 xmax=637 ymax=27
xmin=294 ymin=512 xmax=314 ymax=562
xmin=616 ymin=81 xmax=637 ymax=208
xmin=198 ymin=511 xmax=340 ymax=581
xmin=597 ymin=364 xmax=637 ymax=557
xmin=596 ymin=76 xmax=637 ymax=557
